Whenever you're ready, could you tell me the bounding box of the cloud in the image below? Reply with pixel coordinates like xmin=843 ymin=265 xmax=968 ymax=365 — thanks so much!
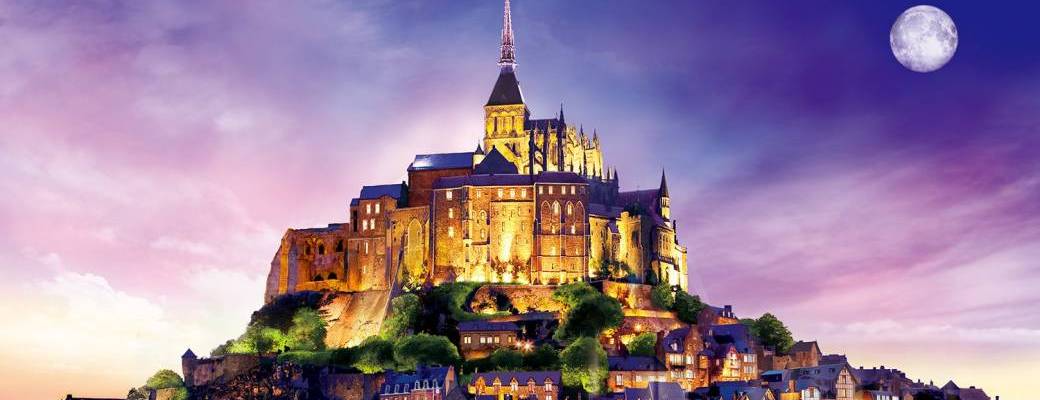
xmin=150 ymin=236 xmax=216 ymax=256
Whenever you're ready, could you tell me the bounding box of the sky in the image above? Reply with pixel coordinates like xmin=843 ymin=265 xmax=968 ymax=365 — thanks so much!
xmin=0 ymin=0 xmax=1038 ymax=399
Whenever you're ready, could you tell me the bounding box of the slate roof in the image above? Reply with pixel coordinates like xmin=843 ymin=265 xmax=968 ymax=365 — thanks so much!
xmin=409 ymin=152 xmax=474 ymax=171
xmin=473 ymin=371 xmax=561 ymax=386
xmin=607 ymin=356 xmax=666 ymax=371
xmin=714 ymin=382 xmax=760 ymax=400
xmin=789 ymin=363 xmax=856 ymax=397
xmin=624 ymin=382 xmax=686 ymax=400
xmin=384 ymin=366 xmax=453 ymax=394
xmin=351 ymin=183 xmax=406 ymax=206
xmin=433 ymin=171 xmax=587 ymax=190
xmin=457 ymin=321 xmax=519 ymax=332
xmin=487 ymin=69 xmax=525 ymax=106
xmin=958 ymin=387 xmax=990 ymax=400
xmin=474 ymin=147 xmax=519 ymax=175
xmin=661 ymin=326 xmax=693 ymax=354
xmin=709 ymin=324 xmax=754 ymax=353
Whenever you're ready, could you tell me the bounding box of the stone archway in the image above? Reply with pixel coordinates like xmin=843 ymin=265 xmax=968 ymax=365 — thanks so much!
xmin=401 ymin=219 xmax=426 ymax=287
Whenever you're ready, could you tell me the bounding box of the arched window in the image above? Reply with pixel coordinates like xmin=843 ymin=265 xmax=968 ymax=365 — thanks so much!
xmin=567 ymin=203 xmax=573 ymax=215
xmin=327 ymin=272 xmax=338 ymax=280
xmin=313 ymin=275 xmax=324 ymax=281
xmin=318 ymin=244 xmax=325 ymax=255
xmin=336 ymin=239 xmax=344 ymax=252
xmin=553 ymin=201 xmax=560 ymax=215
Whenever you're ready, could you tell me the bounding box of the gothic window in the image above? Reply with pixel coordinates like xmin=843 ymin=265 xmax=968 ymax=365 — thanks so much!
xmin=313 ymin=274 xmax=323 ymax=281
xmin=553 ymin=201 xmax=560 ymax=215
xmin=567 ymin=202 xmax=573 ymax=215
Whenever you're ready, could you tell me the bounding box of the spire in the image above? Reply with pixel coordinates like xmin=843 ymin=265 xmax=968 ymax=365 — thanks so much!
xmin=659 ymin=170 xmax=670 ymax=197
xmin=558 ymin=102 xmax=565 ymax=124
xmin=498 ymin=0 xmax=516 ymax=68
xmin=475 ymin=143 xmax=484 ymax=155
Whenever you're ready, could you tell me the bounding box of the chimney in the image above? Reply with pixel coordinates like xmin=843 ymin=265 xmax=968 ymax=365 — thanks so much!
xmin=724 ymin=305 xmax=733 ymax=317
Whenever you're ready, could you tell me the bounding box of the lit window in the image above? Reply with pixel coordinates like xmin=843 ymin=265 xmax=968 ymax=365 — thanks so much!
xmin=371 ymin=218 xmax=376 ymax=229
xmin=570 ymin=186 xmax=575 ymax=195
xmin=375 ymin=203 xmax=380 ymax=213
xmin=498 ymin=188 xmax=504 ymax=198
xmin=549 ymin=186 xmax=554 ymax=195
xmin=615 ymin=375 xmax=623 ymax=385
xmin=366 ymin=204 xmax=371 ymax=214
xmin=553 ymin=203 xmax=560 ymax=214
xmin=510 ymin=188 xmax=516 ymax=198
xmin=494 ymin=336 xmax=500 ymax=344
xmin=446 ymin=191 xmax=453 ymax=200
xmin=521 ymin=189 xmax=527 ymax=198
xmin=364 ymin=242 xmax=369 ymax=254
xmin=539 ymin=186 xmax=543 ymax=195
xmin=448 ymin=227 xmax=455 ymax=238
xmin=570 ymin=225 xmax=575 ymax=234
xmin=479 ymin=336 xmax=486 ymax=344
xmin=636 ymin=375 xmax=642 ymax=382
xmin=550 ymin=246 xmax=556 ymax=256
xmin=567 ymin=204 xmax=572 ymax=215
xmin=464 ymin=336 xmax=471 ymax=344
xmin=363 ymin=220 xmax=369 ymax=230
xmin=449 ymin=208 xmax=454 ymax=219
xmin=545 ymin=382 xmax=552 ymax=392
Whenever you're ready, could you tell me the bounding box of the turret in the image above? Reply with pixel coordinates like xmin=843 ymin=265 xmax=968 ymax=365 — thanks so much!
xmin=181 ymin=348 xmax=198 ymax=387
xmin=473 ymin=143 xmax=485 ymax=166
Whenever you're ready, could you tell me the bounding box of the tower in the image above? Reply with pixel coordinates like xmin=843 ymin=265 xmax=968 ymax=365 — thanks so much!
xmin=484 ymin=0 xmax=530 ymax=173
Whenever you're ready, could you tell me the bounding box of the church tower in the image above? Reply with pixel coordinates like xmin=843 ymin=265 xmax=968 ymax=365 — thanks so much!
xmin=483 ymin=0 xmax=531 ymax=173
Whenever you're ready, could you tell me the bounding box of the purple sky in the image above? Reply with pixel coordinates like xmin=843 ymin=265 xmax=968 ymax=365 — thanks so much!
xmin=1 ymin=1 xmax=1038 ymax=399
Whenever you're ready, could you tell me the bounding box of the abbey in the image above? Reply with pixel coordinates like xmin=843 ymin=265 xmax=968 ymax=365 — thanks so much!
xmin=264 ymin=0 xmax=688 ymax=302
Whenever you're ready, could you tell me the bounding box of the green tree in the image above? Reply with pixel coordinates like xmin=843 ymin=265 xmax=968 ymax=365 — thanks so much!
xmin=559 ymin=337 xmax=608 ymax=394
xmin=751 ymin=313 xmax=795 ymax=353
xmin=522 ymin=344 xmax=560 ymax=370
xmin=556 ymin=293 xmax=623 ymax=340
xmin=287 ymin=308 xmax=327 ymax=351
xmin=489 ymin=348 xmax=524 ymax=371
xmin=353 ymin=336 xmax=397 ymax=373
xmin=144 ymin=369 xmax=188 ymax=400
xmin=382 ymin=294 xmax=422 ymax=338
xmin=393 ymin=333 xmax=461 ymax=371
xmin=552 ymin=282 xmax=599 ymax=308
xmin=672 ymin=291 xmax=705 ymax=324
xmin=627 ymin=332 xmax=657 ymax=357
xmin=650 ymin=284 xmax=675 ymax=310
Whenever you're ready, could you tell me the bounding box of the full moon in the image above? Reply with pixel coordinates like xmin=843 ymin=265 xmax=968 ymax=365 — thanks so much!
xmin=890 ymin=5 xmax=958 ymax=72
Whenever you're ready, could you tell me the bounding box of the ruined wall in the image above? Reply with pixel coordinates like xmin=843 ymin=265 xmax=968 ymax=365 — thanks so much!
xmin=184 ymin=354 xmax=262 ymax=388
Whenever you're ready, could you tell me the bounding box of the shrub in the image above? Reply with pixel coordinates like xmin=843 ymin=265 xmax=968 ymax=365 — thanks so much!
xmin=555 ymin=292 xmax=623 ymax=341
xmin=144 ymin=369 xmax=188 ymax=400
xmin=287 ymin=308 xmax=327 ymax=351
xmin=650 ymin=284 xmax=674 ymax=310
xmin=277 ymin=350 xmax=332 ymax=367
xmin=353 ymin=336 xmax=397 ymax=373
xmin=382 ymin=294 xmax=422 ymax=338
xmin=673 ymin=291 xmax=705 ymax=324
xmin=523 ymin=344 xmax=560 ymax=370
xmin=489 ymin=348 xmax=524 ymax=371
xmin=748 ymin=313 xmax=795 ymax=353
xmin=393 ymin=333 xmax=461 ymax=371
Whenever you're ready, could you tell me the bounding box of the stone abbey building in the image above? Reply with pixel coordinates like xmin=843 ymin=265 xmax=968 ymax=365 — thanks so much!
xmin=264 ymin=0 xmax=688 ymax=302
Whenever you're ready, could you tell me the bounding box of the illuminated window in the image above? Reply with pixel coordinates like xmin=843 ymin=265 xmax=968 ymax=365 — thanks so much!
xmin=498 ymin=188 xmax=504 ymax=198
xmin=615 ymin=375 xmax=623 ymax=385
xmin=494 ymin=336 xmax=500 ymax=344
xmin=549 ymin=186 xmax=554 ymax=195
xmin=375 ymin=203 xmax=380 ymax=213
xmin=366 ymin=204 xmax=371 ymax=214
xmin=570 ymin=225 xmax=575 ymax=235
xmin=570 ymin=185 xmax=575 ymax=195
xmin=550 ymin=246 xmax=556 ymax=256
xmin=449 ymin=208 xmax=454 ymax=219
xmin=521 ymin=188 xmax=527 ymax=198
xmin=446 ymin=191 xmax=453 ymax=200
xmin=362 ymin=220 xmax=369 ymax=230
xmin=448 ymin=227 xmax=455 ymax=238
xmin=567 ymin=204 xmax=573 ymax=215
xmin=510 ymin=188 xmax=516 ymax=198
xmin=539 ymin=186 xmax=543 ymax=195
xmin=364 ymin=242 xmax=369 ymax=254
xmin=553 ymin=202 xmax=560 ymax=214
xmin=544 ymin=382 xmax=552 ymax=392
xmin=464 ymin=336 xmax=471 ymax=344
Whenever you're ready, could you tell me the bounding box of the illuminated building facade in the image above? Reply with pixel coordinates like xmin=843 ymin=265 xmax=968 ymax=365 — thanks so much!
xmin=264 ymin=0 xmax=689 ymax=302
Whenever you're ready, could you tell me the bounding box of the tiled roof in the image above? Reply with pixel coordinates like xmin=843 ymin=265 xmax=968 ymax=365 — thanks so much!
xmin=789 ymin=341 xmax=820 ymax=355
xmin=457 ymin=321 xmax=519 ymax=332
xmin=487 ymin=69 xmax=525 ymax=106
xmin=351 ymin=183 xmax=406 ymax=206
xmin=608 ymin=356 xmax=666 ymax=371
xmin=409 ymin=152 xmax=474 ymax=171
xmin=473 ymin=371 xmax=561 ymax=386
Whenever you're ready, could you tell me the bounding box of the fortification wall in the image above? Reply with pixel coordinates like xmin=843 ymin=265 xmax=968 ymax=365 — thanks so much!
xmin=323 ymin=289 xmax=392 ymax=348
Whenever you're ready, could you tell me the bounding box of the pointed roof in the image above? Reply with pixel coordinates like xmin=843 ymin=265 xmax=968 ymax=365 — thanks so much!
xmin=474 ymin=146 xmax=519 ymax=175
xmin=659 ymin=170 xmax=669 ymax=197
xmin=475 ymin=143 xmax=484 ymax=155
xmin=182 ymin=348 xmax=197 ymax=358
xmin=498 ymin=0 xmax=516 ymax=67
xmin=486 ymin=69 xmax=525 ymax=106
xmin=558 ymin=103 xmax=565 ymax=124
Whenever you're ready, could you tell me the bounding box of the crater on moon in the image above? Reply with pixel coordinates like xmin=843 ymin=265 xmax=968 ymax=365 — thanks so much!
xmin=890 ymin=5 xmax=958 ymax=73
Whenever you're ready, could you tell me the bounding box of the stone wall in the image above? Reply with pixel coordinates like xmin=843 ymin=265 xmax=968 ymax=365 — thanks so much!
xmin=184 ymin=354 xmax=261 ymax=387
xmin=321 ymin=372 xmax=386 ymax=400
xmin=469 ymin=284 xmax=563 ymax=314
xmin=323 ymin=289 xmax=392 ymax=348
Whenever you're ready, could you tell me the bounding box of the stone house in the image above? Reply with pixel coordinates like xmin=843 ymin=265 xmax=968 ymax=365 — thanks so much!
xmin=458 ymin=320 xmax=520 ymax=359
xmin=380 ymin=366 xmax=456 ymax=400
xmin=607 ymin=356 xmax=670 ymax=393
xmin=468 ymin=371 xmax=561 ymax=400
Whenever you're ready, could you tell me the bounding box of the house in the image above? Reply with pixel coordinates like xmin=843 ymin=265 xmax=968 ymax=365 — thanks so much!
xmin=941 ymin=381 xmax=990 ymax=400
xmin=623 ymin=382 xmax=687 ymax=400
xmin=458 ymin=320 xmax=520 ymax=359
xmin=698 ymin=305 xmax=740 ymax=327
xmin=706 ymin=324 xmax=759 ymax=383
xmin=761 ymin=370 xmax=822 ymax=400
xmin=380 ymin=365 xmax=456 ymax=400
xmin=607 ymin=356 xmax=670 ymax=392
xmin=860 ymin=390 xmax=898 ymax=400
xmin=788 ymin=364 xmax=857 ymax=400
xmin=787 ymin=341 xmax=821 ymax=368
xmin=468 ymin=371 xmax=561 ymax=400
xmin=852 ymin=366 xmax=912 ymax=399
xmin=656 ymin=326 xmax=710 ymax=390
